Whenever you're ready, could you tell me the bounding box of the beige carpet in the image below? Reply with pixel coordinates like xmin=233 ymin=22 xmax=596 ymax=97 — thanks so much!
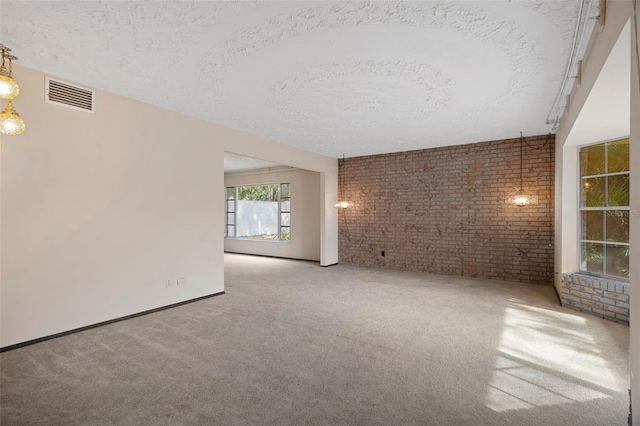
xmin=0 ymin=253 xmax=630 ymax=425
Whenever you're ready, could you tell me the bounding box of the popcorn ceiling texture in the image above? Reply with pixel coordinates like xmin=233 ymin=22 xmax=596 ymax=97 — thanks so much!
xmin=338 ymin=135 xmax=555 ymax=285
xmin=2 ymin=1 xmax=582 ymax=157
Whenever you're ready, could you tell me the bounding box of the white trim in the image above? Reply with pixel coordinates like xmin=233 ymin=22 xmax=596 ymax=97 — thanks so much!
xmin=225 ymin=183 xmax=291 ymax=243
xmin=577 ymin=139 xmax=630 ymax=279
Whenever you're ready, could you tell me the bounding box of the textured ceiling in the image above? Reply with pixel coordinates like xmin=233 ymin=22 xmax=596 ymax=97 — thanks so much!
xmin=223 ymin=152 xmax=280 ymax=172
xmin=1 ymin=1 xmax=583 ymax=158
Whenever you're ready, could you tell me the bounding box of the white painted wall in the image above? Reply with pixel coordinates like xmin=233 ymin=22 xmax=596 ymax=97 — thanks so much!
xmin=630 ymin=2 xmax=640 ymax=420
xmin=222 ymin=148 xmax=337 ymax=266
xmin=224 ymin=168 xmax=321 ymax=261
xmin=559 ymin=23 xmax=631 ymax=283
xmin=555 ymin=1 xmax=638 ymax=422
xmin=556 ymin=11 xmax=632 ymax=291
xmin=0 ymin=66 xmax=225 ymax=347
xmin=0 ymin=65 xmax=338 ymax=347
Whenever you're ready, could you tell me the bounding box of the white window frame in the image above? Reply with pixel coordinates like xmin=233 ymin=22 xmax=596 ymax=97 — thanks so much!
xmin=225 ymin=183 xmax=291 ymax=242
xmin=578 ymin=137 xmax=630 ymax=280
xmin=225 ymin=187 xmax=236 ymax=238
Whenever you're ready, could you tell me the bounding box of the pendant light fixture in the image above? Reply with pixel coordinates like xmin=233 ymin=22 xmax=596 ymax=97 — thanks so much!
xmin=506 ymin=132 xmax=538 ymax=207
xmin=0 ymin=43 xmax=25 ymax=136
xmin=0 ymin=101 xmax=25 ymax=135
xmin=335 ymin=155 xmax=353 ymax=209
xmin=0 ymin=44 xmax=19 ymax=100
xmin=335 ymin=200 xmax=353 ymax=209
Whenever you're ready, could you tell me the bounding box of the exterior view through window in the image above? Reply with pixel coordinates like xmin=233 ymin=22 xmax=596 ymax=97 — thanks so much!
xmin=225 ymin=183 xmax=290 ymax=241
xmin=579 ymin=138 xmax=630 ymax=279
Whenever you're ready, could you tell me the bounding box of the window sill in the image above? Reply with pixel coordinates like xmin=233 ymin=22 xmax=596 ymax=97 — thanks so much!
xmin=572 ymin=272 xmax=628 ymax=285
xmin=225 ymin=237 xmax=290 ymax=243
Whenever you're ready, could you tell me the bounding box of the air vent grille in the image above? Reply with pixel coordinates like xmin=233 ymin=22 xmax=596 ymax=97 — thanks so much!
xmin=45 ymin=77 xmax=95 ymax=113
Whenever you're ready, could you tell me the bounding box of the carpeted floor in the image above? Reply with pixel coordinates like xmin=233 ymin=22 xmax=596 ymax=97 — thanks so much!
xmin=0 ymin=253 xmax=630 ymax=425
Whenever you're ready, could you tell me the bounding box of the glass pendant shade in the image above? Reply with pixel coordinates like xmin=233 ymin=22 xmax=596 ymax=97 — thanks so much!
xmin=0 ymin=101 xmax=25 ymax=135
xmin=505 ymin=133 xmax=539 ymax=207
xmin=513 ymin=194 xmax=530 ymax=207
xmin=506 ymin=189 xmax=538 ymax=207
xmin=0 ymin=74 xmax=19 ymax=100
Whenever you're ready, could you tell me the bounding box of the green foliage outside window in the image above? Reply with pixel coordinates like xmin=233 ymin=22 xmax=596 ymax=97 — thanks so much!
xmin=580 ymin=139 xmax=630 ymax=279
xmin=237 ymin=184 xmax=279 ymax=202
xmin=226 ymin=183 xmax=290 ymax=241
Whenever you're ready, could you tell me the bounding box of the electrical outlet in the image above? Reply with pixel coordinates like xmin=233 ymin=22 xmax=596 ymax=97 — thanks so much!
xmin=166 ymin=279 xmax=172 ymax=288
xmin=177 ymin=277 xmax=186 ymax=286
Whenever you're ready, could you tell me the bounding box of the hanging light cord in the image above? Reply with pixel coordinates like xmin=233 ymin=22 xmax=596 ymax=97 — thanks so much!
xmin=519 ymin=133 xmax=524 ymax=191
xmin=338 ymin=155 xmax=354 ymax=242
xmin=519 ymin=132 xmax=552 ymax=187
xmin=338 ymin=155 xmax=346 ymax=203
xmin=520 ymin=132 xmax=554 ymax=246
xmin=522 ymin=132 xmax=552 ymax=151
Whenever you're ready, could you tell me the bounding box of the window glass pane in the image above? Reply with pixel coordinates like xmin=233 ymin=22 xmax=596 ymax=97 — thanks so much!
xmin=581 ymin=211 xmax=603 ymax=241
xmin=607 ymin=139 xmax=629 ymax=173
xmin=281 ymin=212 xmax=290 ymax=226
xmin=606 ymin=245 xmax=630 ymax=279
xmin=238 ymin=184 xmax=278 ymax=201
xmin=581 ymin=177 xmax=605 ymax=207
xmin=607 ymin=174 xmax=630 ymax=206
xmin=281 ymin=183 xmax=290 ymax=198
xmin=581 ymin=144 xmax=606 ymax=176
xmin=227 ymin=225 xmax=235 ymax=237
xmin=579 ymin=139 xmax=630 ymax=280
xmin=229 ymin=183 xmax=291 ymax=242
xmin=606 ymin=210 xmax=629 ymax=243
xmin=280 ymin=227 xmax=290 ymax=241
xmin=581 ymin=243 xmax=604 ymax=275
xmin=236 ymin=184 xmax=279 ymax=239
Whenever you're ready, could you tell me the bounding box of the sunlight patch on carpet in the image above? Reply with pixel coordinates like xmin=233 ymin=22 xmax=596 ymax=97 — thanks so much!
xmin=486 ymin=303 xmax=617 ymax=412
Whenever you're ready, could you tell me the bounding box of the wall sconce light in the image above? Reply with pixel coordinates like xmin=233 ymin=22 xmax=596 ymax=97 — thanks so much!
xmin=506 ymin=132 xmax=538 ymax=207
xmin=334 ymin=200 xmax=353 ymax=209
xmin=0 ymin=43 xmax=24 ymax=136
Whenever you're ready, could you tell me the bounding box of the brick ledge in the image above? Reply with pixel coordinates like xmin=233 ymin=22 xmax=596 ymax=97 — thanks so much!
xmin=560 ymin=273 xmax=629 ymax=325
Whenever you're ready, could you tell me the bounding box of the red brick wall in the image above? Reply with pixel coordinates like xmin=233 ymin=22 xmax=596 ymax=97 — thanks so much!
xmin=338 ymin=135 xmax=555 ymax=285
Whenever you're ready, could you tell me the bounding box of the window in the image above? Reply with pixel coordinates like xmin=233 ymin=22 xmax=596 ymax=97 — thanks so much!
xmin=225 ymin=187 xmax=235 ymax=238
xmin=225 ymin=183 xmax=291 ymax=241
xmin=579 ymin=138 xmax=630 ymax=279
xmin=280 ymin=183 xmax=290 ymax=241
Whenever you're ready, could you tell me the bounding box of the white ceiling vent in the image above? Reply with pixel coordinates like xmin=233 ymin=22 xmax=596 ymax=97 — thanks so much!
xmin=45 ymin=77 xmax=95 ymax=113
